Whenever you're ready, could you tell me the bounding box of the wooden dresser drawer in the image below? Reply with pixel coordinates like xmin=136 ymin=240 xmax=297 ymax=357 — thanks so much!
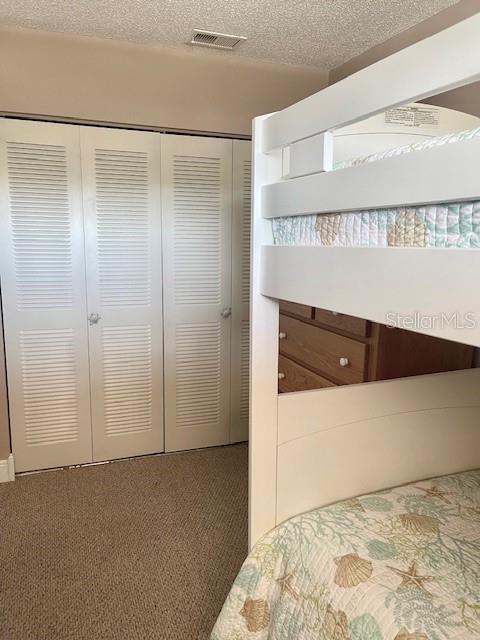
xmin=278 ymin=355 xmax=336 ymax=393
xmin=279 ymin=315 xmax=367 ymax=384
xmin=314 ymin=308 xmax=369 ymax=337
xmin=279 ymin=300 xmax=312 ymax=319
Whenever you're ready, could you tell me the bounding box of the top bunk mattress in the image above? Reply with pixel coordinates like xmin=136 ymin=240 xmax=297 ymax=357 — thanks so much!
xmin=212 ymin=468 xmax=480 ymax=639
xmin=273 ymin=127 xmax=480 ymax=249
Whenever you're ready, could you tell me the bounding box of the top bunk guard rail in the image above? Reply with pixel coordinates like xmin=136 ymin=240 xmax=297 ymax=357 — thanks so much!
xmin=263 ymin=136 xmax=480 ymax=218
xmin=261 ymin=13 xmax=480 ymax=154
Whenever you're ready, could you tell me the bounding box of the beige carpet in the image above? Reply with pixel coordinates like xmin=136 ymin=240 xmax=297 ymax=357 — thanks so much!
xmin=0 ymin=443 xmax=248 ymax=640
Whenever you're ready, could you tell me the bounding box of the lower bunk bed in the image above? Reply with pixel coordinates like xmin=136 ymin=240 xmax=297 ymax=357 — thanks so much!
xmin=212 ymin=468 xmax=480 ymax=639
xmin=213 ymin=368 xmax=480 ymax=639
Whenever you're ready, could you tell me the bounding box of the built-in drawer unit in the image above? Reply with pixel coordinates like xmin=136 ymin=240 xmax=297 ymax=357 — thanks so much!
xmin=279 ymin=315 xmax=368 ymax=385
xmin=278 ymin=303 xmax=474 ymax=393
xmin=313 ymin=308 xmax=369 ymax=337
xmin=279 ymin=301 xmax=312 ymax=319
xmin=278 ymin=355 xmax=336 ymax=393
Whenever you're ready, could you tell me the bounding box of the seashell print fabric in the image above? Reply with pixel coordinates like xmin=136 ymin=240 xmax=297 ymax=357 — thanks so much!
xmin=211 ymin=470 xmax=480 ymax=639
xmin=333 ymin=552 xmax=373 ymax=587
xmin=271 ymin=127 xmax=480 ymax=249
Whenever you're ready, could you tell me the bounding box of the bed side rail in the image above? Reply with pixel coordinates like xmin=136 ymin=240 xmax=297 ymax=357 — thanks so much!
xmin=264 ymin=136 xmax=480 ymax=218
xmin=261 ymin=245 xmax=480 ymax=347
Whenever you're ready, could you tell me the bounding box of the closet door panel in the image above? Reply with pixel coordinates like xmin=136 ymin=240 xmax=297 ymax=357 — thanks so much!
xmin=162 ymin=135 xmax=232 ymax=452
xmin=0 ymin=119 xmax=92 ymax=472
xmin=80 ymin=128 xmax=163 ymax=461
xmin=230 ymin=141 xmax=251 ymax=443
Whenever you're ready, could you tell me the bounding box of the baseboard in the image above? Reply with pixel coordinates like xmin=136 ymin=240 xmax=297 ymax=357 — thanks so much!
xmin=0 ymin=454 xmax=15 ymax=482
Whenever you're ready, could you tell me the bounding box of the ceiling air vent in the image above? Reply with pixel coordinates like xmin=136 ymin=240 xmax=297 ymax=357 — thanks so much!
xmin=190 ymin=29 xmax=247 ymax=51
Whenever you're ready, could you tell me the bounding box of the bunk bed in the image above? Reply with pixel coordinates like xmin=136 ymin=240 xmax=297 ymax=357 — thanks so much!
xmin=212 ymin=13 xmax=480 ymax=640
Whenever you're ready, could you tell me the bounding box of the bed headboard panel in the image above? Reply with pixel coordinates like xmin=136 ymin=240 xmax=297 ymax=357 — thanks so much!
xmin=332 ymin=103 xmax=480 ymax=164
xmin=276 ymin=368 xmax=480 ymax=525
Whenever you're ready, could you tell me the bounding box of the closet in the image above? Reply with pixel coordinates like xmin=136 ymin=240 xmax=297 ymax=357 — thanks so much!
xmin=0 ymin=119 xmax=251 ymax=472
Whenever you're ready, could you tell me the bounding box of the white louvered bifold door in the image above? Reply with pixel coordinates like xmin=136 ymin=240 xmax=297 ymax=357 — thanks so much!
xmin=0 ymin=119 xmax=93 ymax=472
xmin=230 ymin=141 xmax=251 ymax=443
xmin=80 ymin=128 xmax=163 ymax=461
xmin=161 ymin=135 xmax=232 ymax=452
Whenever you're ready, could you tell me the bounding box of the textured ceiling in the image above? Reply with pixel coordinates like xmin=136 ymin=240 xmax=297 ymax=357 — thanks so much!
xmin=0 ymin=0 xmax=460 ymax=70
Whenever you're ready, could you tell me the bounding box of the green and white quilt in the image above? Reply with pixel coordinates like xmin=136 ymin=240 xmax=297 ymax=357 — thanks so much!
xmin=211 ymin=470 xmax=480 ymax=639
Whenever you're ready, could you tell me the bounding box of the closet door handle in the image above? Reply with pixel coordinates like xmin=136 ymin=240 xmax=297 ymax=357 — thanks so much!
xmin=220 ymin=307 xmax=232 ymax=319
xmin=88 ymin=313 xmax=101 ymax=326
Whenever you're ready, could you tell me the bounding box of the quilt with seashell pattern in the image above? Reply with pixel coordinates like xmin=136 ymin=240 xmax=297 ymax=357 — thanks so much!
xmin=211 ymin=469 xmax=480 ymax=640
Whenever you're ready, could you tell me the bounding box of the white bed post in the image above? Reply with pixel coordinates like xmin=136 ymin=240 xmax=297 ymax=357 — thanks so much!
xmin=249 ymin=116 xmax=282 ymax=548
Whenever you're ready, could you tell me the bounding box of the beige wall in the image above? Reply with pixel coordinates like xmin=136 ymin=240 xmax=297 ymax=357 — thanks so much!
xmin=330 ymin=0 xmax=480 ymax=117
xmin=0 ymin=27 xmax=328 ymax=136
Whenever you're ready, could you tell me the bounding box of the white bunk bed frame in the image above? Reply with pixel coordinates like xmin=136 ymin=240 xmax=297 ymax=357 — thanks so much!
xmin=249 ymin=14 xmax=480 ymax=547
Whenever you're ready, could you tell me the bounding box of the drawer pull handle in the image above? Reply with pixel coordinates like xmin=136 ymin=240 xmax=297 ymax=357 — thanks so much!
xmin=278 ymin=372 xmax=286 ymax=380
xmin=339 ymin=357 xmax=349 ymax=367
xmin=279 ymin=331 xmax=287 ymax=340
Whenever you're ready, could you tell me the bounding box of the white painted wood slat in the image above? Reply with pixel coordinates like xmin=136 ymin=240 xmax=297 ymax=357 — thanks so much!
xmin=249 ymin=117 xmax=283 ymax=548
xmin=287 ymin=132 xmax=333 ymax=179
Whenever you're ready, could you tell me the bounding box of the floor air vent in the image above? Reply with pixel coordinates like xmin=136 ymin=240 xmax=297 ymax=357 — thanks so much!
xmin=190 ymin=29 xmax=247 ymax=51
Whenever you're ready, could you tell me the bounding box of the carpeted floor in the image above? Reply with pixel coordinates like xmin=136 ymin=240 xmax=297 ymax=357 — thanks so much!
xmin=0 ymin=443 xmax=248 ymax=640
